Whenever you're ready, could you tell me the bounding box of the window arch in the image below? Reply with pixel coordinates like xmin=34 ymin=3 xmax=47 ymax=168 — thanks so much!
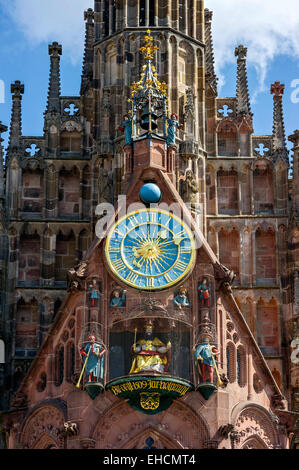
xmin=226 ymin=342 xmax=236 ymax=383
xmin=66 ymin=342 xmax=75 ymax=383
xmin=55 ymin=345 xmax=64 ymax=386
xmin=237 ymin=346 xmax=247 ymax=387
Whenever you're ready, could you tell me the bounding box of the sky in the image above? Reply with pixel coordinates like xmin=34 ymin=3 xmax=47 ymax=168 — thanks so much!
xmin=0 ymin=0 xmax=298 ymax=156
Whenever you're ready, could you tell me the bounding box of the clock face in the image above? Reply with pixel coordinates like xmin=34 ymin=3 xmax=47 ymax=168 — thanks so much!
xmin=105 ymin=209 xmax=195 ymax=291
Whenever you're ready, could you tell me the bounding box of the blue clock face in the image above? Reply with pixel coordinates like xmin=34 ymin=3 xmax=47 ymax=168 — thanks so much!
xmin=105 ymin=209 xmax=195 ymax=291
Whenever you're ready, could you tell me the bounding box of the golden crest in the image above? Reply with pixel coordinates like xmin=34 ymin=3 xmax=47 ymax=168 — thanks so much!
xmin=140 ymin=392 xmax=160 ymax=410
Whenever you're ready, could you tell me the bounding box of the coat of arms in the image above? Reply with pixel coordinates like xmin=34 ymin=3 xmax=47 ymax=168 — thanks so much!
xmin=140 ymin=392 xmax=160 ymax=410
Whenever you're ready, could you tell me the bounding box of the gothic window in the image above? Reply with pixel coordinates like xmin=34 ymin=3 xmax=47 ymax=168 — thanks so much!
xmin=55 ymin=231 xmax=76 ymax=283
xmin=218 ymin=228 xmax=240 ymax=283
xmin=58 ymin=167 xmax=80 ymax=217
xmin=140 ymin=0 xmax=145 ymax=25
xmin=217 ymin=123 xmax=238 ymax=156
xmin=60 ymin=131 xmax=81 ymax=152
xmin=256 ymin=298 xmax=279 ymax=355
xmin=18 ymin=233 xmax=40 ymax=285
xmin=179 ymin=1 xmax=185 ymax=32
xmin=82 ymin=165 xmax=91 ymax=218
xmin=78 ymin=229 xmax=89 ymax=262
xmin=21 ymin=169 xmax=44 ymax=213
xmin=237 ymin=347 xmax=246 ymax=387
xmin=103 ymin=0 xmax=109 ymax=36
xmin=15 ymin=298 xmax=38 ymax=355
xmin=255 ymin=228 xmax=277 ymax=285
xmin=217 ymin=169 xmax=239 ymax=215
xmin=226 ymin=342 xmax=236 ymax=383
xmin=55 ymin=345 xmax=64 ymax=386
xmin=253 ymin=162 xmax=274 ymax=214
xmin=66 ymin=342 xmax=75 ymax=383
xmin=105 ymin=44 xmax=117 ymax=85
xmin=149 ymin=2 xmax=155 ymax=26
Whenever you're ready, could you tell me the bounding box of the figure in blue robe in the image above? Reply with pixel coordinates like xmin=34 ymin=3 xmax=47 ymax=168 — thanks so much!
xmin=167 ymin=113 xmax=182 ymax=145
xmin=110 ymin=289 xmax=126 ymax=307
xmin=119 ymin=114 xmax=133 ymax=144
xmin=194 ymin=341 xmax=220 ymax=383
xmin=80 ymin=335 xmax=106 ymax=383
xmin=173 ymin=287 xmax=190 ymax=309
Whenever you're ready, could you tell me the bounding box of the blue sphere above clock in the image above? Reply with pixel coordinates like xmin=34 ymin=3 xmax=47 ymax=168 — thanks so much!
xmin=105 ymin=209 xmax=195 ymax=291
xmin=139 ymin=183 xmax=162 ymax=204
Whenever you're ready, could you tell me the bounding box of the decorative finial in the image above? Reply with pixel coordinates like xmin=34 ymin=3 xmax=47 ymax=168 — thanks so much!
xmin=139 ymin=29 xmax=159 ymax=60
xmin=235 ymin=45 xmax=247 ymax=61
xmin=271 ymin=81 xmax=284 ymax=98
xmin=48 ymin=41 xmax=62 ymax=57
xmin=11 ymin=80 xmax=24 ymax=97
xmin=84 ymin=8 xmax=94 ymax=23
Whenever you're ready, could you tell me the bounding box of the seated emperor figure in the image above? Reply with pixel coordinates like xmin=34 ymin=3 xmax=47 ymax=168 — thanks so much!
xmin=129 ymin=324 xmax=171 ymax=374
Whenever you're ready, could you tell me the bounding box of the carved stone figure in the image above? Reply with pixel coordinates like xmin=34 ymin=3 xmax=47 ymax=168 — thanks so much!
xmin=198 ymin=277 xmax=211 ymax=308
xmin=88 ymin=278 xmax=101 ymax=307
xmin=67 ymin=262 xmax=88 ymax=292
xmin=182 ymin=169 xmax=199 ymax=204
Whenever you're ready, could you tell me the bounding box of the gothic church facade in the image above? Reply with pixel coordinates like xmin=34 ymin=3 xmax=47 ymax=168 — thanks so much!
xmin=0 ymin=0 xmax=298 ymax=449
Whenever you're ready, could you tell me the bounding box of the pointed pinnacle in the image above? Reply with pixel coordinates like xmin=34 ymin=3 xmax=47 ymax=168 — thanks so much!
xmin=11 ymin=80 xmax=24 ymax=96
xmin=84 ymin=8 xmax=94 ymax=23
xmin=271 ymin=81 xmax=284 ymax=98
xmin=235 ymin=45 xmax=247 ymax=61
xmin=48 ymin=42 xmax=62 ymax=56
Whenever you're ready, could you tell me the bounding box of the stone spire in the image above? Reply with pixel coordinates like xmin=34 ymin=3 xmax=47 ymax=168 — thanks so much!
xmin=81 ymin=8 xmax=95 ymax=95
xmin=46 ymin=42 xmax=62 ymax=113
xmin=204 ymin=9 xmax=217 ymax=94
xmin=235 ymin=45 xmax=251 ymax=115
xmin=271 ymin=81 xmax=288 ymax=160
xmin=8 ymin=80 xmax=24 ymax=152
xmin=0 ymin=122 xmax=8 ymax=197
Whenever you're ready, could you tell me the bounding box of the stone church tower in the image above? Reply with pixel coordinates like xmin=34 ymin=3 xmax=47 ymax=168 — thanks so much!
xmin=0 ymin=0 xmax=298 ymax=449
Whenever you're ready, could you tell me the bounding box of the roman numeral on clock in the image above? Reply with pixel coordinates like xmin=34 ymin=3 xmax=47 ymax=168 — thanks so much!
xmin=174 ymin=261 xmax=188 ymax=272
xmin=164 ymin=273 xmax=173 ymax=283
xmin=146 ymin=277 xmax=154 ymax=288
xmin=112 ymin=259 xmax=126 ymax=271
xmin=180 ymin=247 xmax=192 ymax=254
xmin=125 ymin=272 xmax=138 ymax=284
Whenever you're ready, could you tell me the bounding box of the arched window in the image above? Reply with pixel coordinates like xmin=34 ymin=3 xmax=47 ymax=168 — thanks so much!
xmin=55 ymin=345 xmax=64 ymax=386
xmin=18 ymin=232 xmax=41 ymax=285
xmin=218 ymin=228 xmax=240 ymax=282
xmin=66 ymin=342 xmax=75 ymax=383
xmin=140 ymin=0 xmax=145 ymax=25
xmin=237 ymin=347 xmax=246 ymax=387
xmin=255 ymin=228 xmax=277 ymax=285
xmin=217 ymin=169 xmax=239 ymax=215
xmin=226 ymin=343 xmax=236 ymax=383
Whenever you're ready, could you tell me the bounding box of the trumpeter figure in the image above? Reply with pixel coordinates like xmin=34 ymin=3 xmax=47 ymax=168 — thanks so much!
xmin=80 ymin=334 xmax=106 ymax=383
xmin=194 ymin=333 xmax=222 ymax=400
